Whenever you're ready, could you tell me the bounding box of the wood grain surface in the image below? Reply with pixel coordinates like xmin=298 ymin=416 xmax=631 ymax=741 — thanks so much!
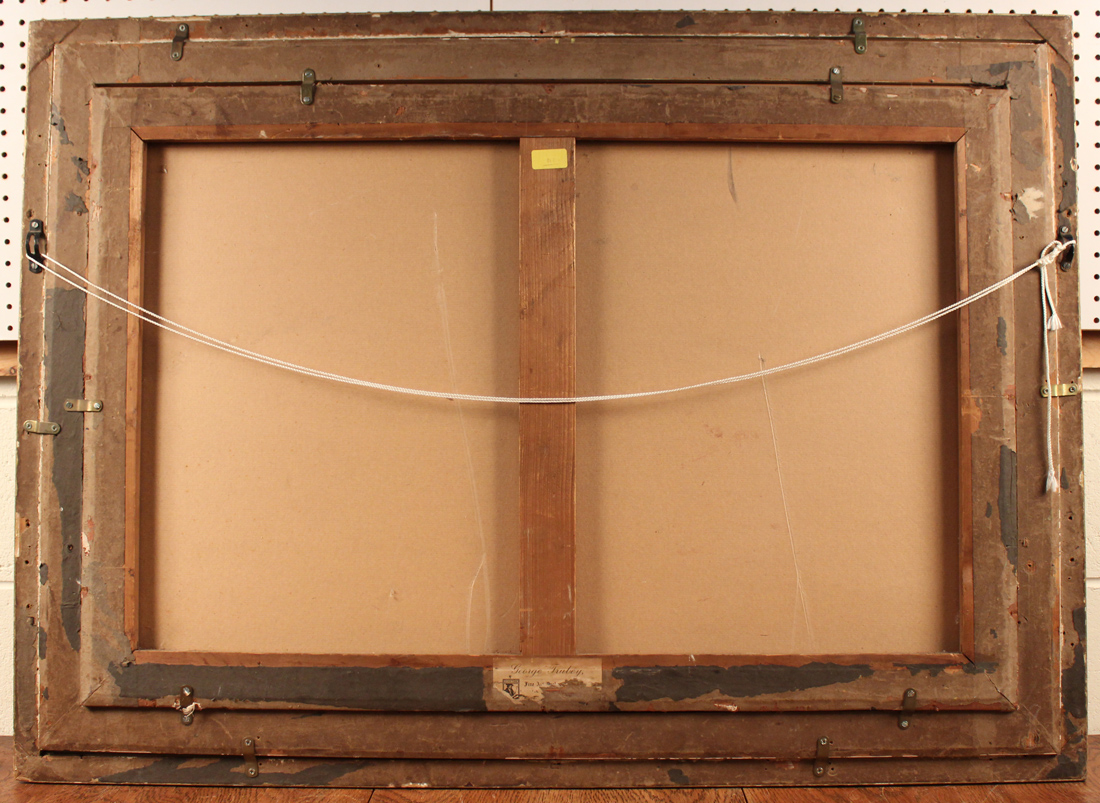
xmin=2 ymin=736 xmax=1095 ymax=801
xmin=518 ymin=137 xmax=577 ymax=657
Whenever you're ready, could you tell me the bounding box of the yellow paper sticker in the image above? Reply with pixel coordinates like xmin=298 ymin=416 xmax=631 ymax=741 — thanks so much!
xmin=531 ymin=148 xmax=569 ymax=171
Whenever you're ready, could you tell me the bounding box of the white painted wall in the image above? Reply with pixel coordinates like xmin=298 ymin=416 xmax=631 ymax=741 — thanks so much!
xmin=1 ymin=0 xmax=1097 ymax=738
xmin=1082 ymin=371 xmax=1100 ymax=729
xmin=0 ymin=379 xmax=13 ymax=738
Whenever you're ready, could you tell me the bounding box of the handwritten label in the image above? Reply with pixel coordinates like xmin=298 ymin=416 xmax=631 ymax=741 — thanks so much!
xmin=492 ymin=657 xmax=602 ymax=704
xmin=531 ymin=148 xmax=569 ymax=171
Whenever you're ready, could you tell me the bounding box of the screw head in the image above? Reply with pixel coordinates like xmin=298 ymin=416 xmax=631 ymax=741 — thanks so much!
xmin=900 ymin=719 xmax=910 ymax=729
xmin=182 ymin=686 xmax=193 ymax=696
xmin=1061 ymin=225 xmax=1070 ymax=234
xmin=30 ymin=221 xmax=40 ymax=230
xmin=50 ymin=424 xmax=59 ymax=433
xmin=23 ymin=422 xmax=31 ymax=431
xmin=248 ymin=768 xmax=258 ymax=777
xmin=181 ymin=713 xmax=193 ymax=726
xmin=171 ymin=52 xmax=182 ymax=60
xmin=905 ymin=689 xmax=916 ymax=698
xmin=856 ymin=45 xmax=866 ymax=52
xmin=818 ymin=737 xmax=828 ymax=745
xmin=814 ymin=766 xmax=824 ymax=776
xmin=93 ymin=402 xmax=102 ymax=411
xmin=832 ymin=67 xmax=841 ymax=74
xmin=244 ymin=739 xmax=253 ymax=746
xmin=178 ymin=24 xmax=188 ymax=32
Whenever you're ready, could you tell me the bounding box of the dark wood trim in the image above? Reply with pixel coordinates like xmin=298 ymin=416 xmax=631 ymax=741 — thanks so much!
xmin=955 ymin=135 xmax=975 ymax=662
xmin=124 ymin=130 xmax=146 ymax=650
xmin=130 ymin=650 xmax=971 ymax=668
xmin=130 ymin=123 xmax=968 ymax=144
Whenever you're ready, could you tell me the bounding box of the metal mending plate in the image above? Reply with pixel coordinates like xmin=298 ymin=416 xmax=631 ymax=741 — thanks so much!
xmin=23 ymin=420 xmax=60 ymax=435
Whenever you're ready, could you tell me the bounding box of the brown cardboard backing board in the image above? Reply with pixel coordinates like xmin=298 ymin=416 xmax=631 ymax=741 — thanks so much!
xmin=575 ymin=142 xmax=959 ymax=655
xmin=139 ymin=142 xmax=521 ymax=655
xmin=140 ymin=140 xmax=958 ymax=658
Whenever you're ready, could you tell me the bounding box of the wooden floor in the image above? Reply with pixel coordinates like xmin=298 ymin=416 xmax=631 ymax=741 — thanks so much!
xmin=3 ymin=736 xmax=1100 ymax=801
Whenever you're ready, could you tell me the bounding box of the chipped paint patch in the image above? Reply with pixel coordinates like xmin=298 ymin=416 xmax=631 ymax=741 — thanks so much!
xmin=714 ymin=702 xmax=739 ymax=712
xmin=50 ymin=103 xmax=72 ymax=145
xmin=998 ymin=445 xmax=1018 ymax=570
xmin=961 ymin=392 xmax=982 ymax=435
xmin=667 ymin=768 xmax=690 ymax=785
xmin=1013 ymin=187 xmax=1045 ymax=220
xmin=64 ymin=192 xmax=88 ymax=216
xmin=614 ymin=662 xmax=873 ymax=702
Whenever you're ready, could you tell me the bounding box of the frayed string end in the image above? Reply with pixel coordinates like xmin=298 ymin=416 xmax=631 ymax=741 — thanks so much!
xmin=1046 ymin=468 xmax=1060 ymax=494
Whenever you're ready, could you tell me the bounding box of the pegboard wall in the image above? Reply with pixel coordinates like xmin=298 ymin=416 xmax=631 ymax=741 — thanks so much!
xmin=0 ymin=0 xmax=1095 ymax=339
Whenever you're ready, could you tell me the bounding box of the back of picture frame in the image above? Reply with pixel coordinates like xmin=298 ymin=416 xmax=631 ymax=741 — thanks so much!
xmin=14 ymin=10 xmax=1084 ymax=787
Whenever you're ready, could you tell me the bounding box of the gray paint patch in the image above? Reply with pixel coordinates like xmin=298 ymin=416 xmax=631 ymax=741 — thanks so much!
xmin=675 ymin=15 xmax=696 ymax=28
xmin=1062 ymin=606 xmax=1086 ymax=720
xmin=100 ymin=755 xmax=376 ymax=786
xmin=71 ymin=156 xmax=89 ymax=180
xmin=38 ymin=563 xmax=47 ymax=584
xmin=998 ymin=445 xmax=1018 ymax=570
xmin=667 ymin=768 xmax=690 ymax=785
xmin=996 ymin=317 xmax=1008 ymax=356
xmin=1052 ymin=68 xmax=1077 ymax=212
xmin=50 ymin=103 xmax=72 ymax=146
xmin=46 ymin=288 xmax=86 ymax=652
xmin=64 ymin=192 xmax=88 ymax=216
xmin=37 ymin=627 xmax=46 ymax=659
xmin=613 ymin=663 xmax=873 ymax=703
xmin=107 ymin=663 xmax=487 ymax=712
xmin=985 ymin=502 xmax=993 ymax=518
xmin=1045 ymin=748 xmax=1087 ymax=781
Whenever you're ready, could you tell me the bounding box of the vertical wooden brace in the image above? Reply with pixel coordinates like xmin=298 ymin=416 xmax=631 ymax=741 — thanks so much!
xmin=518 ymin=138 xmax=577 ymax=656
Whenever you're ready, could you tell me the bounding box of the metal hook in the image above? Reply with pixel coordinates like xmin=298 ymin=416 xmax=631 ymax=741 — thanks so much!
xmin=26 ymin=219 xmax=44 ymax=274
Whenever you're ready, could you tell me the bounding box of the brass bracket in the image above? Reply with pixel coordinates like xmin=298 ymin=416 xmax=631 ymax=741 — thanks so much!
xmin=852 ymin=18 xmax=867 ymax=54
xmin=23 ymin=420 xmax=60 ymax=436
xmin=898 ymin=688 xmax=918 ymax=729
xmin=243 ymin=737 xmax=259 ymax=779
xmin=813 ymin=736 xmax=832 ymax=778
xmin=178 ymin=685 xmax=195 ymax=726
xmin=64 ymin=399 xmax=103 ymax=413
xmin=301 ymin=69 xmax=316 ymax=105
xmin=1041 ymin=381 xmax=1079 ymax=398
xmin=170 ymin=23 xmax=189 ymax=62
xmin=829 ymin=67 xmax=844 ymax=104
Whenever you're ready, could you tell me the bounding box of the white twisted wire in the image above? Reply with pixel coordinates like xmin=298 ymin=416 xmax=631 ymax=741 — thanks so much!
xmin=32 ymin=240 xmax=1071 ymax=407
xmin=1037 ymin=241 xmax=1067 ymax=493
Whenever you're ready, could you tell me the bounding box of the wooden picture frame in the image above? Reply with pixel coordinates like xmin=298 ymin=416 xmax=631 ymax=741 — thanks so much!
xmin=15 ymin=11 xmax=1083 ymax=787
